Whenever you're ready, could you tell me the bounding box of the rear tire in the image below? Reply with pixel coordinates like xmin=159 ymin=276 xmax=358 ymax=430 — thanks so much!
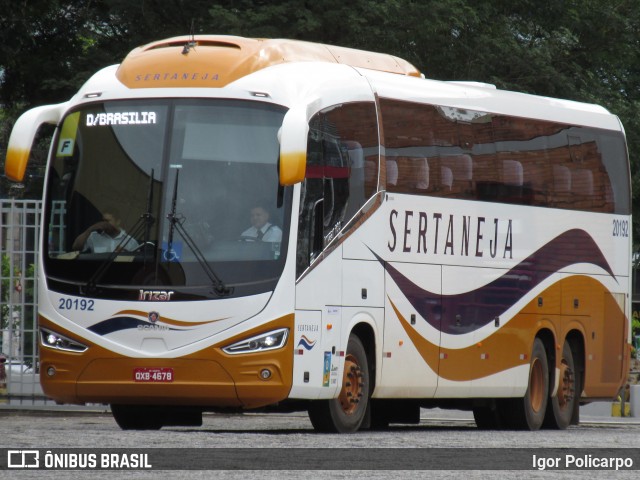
xmin=308 ymin=335 xmax=370 ymax=433
xmin=544 ymin=341 xmax=578 ymax=429
xmin=502 ymin=338 xmax=549 ymax=430
xmin=110 ymin=405 xmax=202 ymax=430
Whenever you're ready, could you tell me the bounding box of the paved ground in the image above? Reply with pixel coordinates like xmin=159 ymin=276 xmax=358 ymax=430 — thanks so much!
xmin=2 ymin=396 xmax=639 ymax=421
xmin=2 ymin=402 xmax=640 ymax=480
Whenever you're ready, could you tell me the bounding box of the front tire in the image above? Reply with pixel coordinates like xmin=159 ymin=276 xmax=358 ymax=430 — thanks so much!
xmin=111 ymin=404 xmax=203 ymax=430
xmin=308 ymin=335 xmax=370 ymax=433
xmin=111 ymin=404 xmax=163 ymax=430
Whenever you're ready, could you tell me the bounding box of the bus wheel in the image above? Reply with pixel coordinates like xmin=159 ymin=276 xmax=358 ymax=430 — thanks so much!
xmin=503 ymin=338 xmax=549 ymax=430
xmin=111 ymin=404 xmax=163 ymax=430
xmin=544 ymin=341 xmax=578 ymax=429
xmin=308 ymin=335 xmax=370 ymax=433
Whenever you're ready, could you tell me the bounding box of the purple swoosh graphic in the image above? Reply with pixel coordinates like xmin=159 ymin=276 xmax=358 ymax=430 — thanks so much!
xmin=371 ymin=229 xmax=615 ymax=335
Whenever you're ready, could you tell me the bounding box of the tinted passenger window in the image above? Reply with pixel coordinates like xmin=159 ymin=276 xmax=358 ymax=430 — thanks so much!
xmin=380 ymin=98 xmax=629 ymax=214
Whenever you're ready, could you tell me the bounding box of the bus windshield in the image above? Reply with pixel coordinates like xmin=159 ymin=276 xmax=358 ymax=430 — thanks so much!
xmin=44 ymin=99 xmax=291 ymax=300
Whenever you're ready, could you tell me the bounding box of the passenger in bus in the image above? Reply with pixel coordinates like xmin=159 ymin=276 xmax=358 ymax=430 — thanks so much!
xmin=239 ymin=206 xmax=282 ymax=242
xmin=72 ymin=211 xmax=139 ymax=253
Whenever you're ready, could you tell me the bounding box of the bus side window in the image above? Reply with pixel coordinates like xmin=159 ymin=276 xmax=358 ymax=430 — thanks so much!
xmin=296 ymin=102 xmax=379 ymax=278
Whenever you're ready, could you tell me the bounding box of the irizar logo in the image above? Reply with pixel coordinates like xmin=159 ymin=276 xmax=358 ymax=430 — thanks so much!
xmin=138 ymin=290 xmax=174 ymax=301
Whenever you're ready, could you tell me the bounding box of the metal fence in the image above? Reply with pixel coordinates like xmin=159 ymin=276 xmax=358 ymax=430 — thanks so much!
xmin=0 ymin=199 xmax=44 ymax=402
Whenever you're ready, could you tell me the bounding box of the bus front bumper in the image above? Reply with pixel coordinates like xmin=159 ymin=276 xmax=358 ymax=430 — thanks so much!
xmin=38 ymin=315 xmax=294 ymax=409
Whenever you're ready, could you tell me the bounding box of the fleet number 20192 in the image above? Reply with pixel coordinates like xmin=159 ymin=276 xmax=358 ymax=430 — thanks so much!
xmin=613 ymin=219 xmax=629 ymax=237
xmin=58 ymin=298 xmax=95 ymax=311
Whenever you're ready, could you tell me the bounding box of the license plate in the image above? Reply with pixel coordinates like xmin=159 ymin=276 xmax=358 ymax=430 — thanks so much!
xmin=133 ymin=367 xmax=174 ymax=383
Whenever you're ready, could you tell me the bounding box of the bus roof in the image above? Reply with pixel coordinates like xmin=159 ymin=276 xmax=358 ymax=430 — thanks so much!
xmin=356 ymin=67 xmax=618 ymax=130
xmin=115 ymin=35 xmax=422 ymax=89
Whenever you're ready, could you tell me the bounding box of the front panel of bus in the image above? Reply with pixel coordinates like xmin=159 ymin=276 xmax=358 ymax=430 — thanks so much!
xmin=39 ymin=98 xmax=296 ymax=407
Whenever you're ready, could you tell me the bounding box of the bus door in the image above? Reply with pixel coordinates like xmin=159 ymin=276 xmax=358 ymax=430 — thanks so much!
xmin=293 ymin=130 xmax=349 ymax=398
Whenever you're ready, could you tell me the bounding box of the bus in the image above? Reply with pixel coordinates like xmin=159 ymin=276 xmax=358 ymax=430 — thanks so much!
xmin=5 ymin=35 xmax=631 ymax=432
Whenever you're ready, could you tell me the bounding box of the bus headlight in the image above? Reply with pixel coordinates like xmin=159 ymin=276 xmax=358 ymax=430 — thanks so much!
xmin=222 ymin=328 xmax=289 ymax=355
xmin=40 ymin=328 xmax=88 ymax=353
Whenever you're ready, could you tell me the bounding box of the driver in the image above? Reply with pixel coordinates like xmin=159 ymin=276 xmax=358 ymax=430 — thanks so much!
xmin=72 ymin=211 xmax=139 ymax=253
xmin=239 ymin=206 xmax=282 ymax=242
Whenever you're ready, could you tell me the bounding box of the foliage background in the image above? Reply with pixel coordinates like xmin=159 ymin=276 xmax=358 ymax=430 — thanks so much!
xmin=1 ymin=0 xmax=638 ymax=245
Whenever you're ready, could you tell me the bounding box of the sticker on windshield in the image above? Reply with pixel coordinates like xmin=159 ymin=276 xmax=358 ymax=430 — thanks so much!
xmin=161 ymin=241 xmax=182 ymax=262
xmin=57 ymin=139 xmax=75 ymax=156
xmin=85 ymin=111 xmax=157 ymax=127
xmin=57 ymin=112 xmax=80 ymax=156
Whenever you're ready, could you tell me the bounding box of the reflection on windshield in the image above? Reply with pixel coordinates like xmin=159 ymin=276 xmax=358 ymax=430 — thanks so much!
xmin=44 ymin=99 xmax=290 ymax=299
xmin=164 ymin=168 xmax=231 ymax=296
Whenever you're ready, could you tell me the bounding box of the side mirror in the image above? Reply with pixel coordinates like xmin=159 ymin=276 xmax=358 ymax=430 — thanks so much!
xmin=278 ymin=107 xmax=308 ymax=186
xmin=5 ymin=103 xmax=66 ymax=181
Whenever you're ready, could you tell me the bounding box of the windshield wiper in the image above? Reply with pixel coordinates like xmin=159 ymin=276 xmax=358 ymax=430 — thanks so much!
xmin=82 ymin=173 xmax=156 ymax=294
xmin=166 ymin=170 xmax=232 ymax=297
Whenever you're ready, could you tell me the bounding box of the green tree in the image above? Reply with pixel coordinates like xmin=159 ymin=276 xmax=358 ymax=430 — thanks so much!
xmin=199 ymin=0 xmax=640 ymax=245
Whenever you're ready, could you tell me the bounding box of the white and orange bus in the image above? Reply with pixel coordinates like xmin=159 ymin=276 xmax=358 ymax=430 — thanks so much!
xmin=5 ymin=36 xmax=631 ymax=432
